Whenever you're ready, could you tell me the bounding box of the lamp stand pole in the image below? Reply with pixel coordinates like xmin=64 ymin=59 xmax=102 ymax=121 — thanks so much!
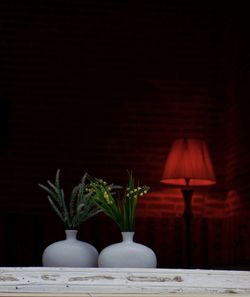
xmin=182 ymin=188 xmax=193 ymax=268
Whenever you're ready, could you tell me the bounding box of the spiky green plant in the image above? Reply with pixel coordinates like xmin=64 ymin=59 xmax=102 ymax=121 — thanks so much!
xmin=87 ymin=172 xmax=150 ymax=231
xmin=38 ymin=169 xmax=101 ymax=230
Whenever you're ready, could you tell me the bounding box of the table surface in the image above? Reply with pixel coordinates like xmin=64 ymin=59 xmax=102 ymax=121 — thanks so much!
xmin=0 ymin=267 xmax=250 ymax=296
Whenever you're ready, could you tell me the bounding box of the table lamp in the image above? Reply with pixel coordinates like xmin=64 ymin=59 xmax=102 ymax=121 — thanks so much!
xmin=160 ymin=138 xmax=216 ymax=267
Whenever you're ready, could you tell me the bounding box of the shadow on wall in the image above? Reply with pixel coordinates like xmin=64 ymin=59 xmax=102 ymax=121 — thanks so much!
xmin=135 ymin=188 xmax=250 ymax=269
xmin=0 ymin=100 xmax=10 ymax=150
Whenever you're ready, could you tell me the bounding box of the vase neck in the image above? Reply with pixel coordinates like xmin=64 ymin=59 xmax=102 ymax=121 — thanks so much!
xmin=121 ymin=232 xmax=134 ymax=242
xmin=65 ymin=230 xmax=78 ymax=240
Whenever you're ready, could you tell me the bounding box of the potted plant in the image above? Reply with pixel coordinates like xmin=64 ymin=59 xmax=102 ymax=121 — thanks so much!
xmin=38 ymin=169 xmax=100 ymax=267
xmin=88 ymin=172 xmax=157 ymax=268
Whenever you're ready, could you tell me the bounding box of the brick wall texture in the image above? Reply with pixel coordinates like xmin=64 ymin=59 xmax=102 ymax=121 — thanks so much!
xmin=0 ymin=1 xmax=250 ymax=268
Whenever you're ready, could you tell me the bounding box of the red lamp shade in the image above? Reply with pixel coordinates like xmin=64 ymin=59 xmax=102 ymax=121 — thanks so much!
xmin=161 ymin=139 xmax=216 ymax=187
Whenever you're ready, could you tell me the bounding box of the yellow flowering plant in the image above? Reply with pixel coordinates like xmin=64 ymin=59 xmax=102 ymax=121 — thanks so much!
xmin=87 ymin=172 xmax=150 ymax=231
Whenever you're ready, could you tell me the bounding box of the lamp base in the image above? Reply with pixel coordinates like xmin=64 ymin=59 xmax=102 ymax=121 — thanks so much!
xmin=181 ymin=189 xmax=193 ymax=268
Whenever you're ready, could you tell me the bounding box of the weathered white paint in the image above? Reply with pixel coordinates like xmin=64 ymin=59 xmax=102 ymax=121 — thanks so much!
xmin=0 ymin=267 xmax=249 ymax=296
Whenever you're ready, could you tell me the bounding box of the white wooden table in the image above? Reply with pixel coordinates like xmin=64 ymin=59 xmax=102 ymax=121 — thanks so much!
xmin=0 ymin=267 xmax=250 ymax=296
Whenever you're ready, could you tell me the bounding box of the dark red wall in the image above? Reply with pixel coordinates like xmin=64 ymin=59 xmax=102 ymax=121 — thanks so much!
xmin=0 ymin=1 xmax=250 ymax=268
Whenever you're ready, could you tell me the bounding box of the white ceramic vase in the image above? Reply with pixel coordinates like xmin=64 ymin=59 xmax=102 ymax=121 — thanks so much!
xmin=42 ymin=230 xmax=98 ymax=267
xmin=98 ymin=232 xmax=157 ymax=268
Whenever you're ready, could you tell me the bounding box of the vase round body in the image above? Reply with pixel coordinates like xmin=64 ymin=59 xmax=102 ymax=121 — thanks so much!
xmin=98 ymin=232 xmax=157 ymax=268
xmin=42 ymin=230 xmax=98 ymax=267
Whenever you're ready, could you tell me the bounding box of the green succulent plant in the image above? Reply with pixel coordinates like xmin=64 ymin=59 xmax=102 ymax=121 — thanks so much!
xmin=38 ymin=169 xmax=101 ymax=230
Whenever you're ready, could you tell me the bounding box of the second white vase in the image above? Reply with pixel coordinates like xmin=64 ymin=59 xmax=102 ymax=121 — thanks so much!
xmin=98 ymin=232 xmax=157 ymax=268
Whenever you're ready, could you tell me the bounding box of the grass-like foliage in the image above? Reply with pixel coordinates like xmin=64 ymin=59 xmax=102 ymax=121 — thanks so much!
xmin=38 ymin=169 xmax=101 ymax=230
xmin=87 ymin=172 xmax=150 ymax=231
